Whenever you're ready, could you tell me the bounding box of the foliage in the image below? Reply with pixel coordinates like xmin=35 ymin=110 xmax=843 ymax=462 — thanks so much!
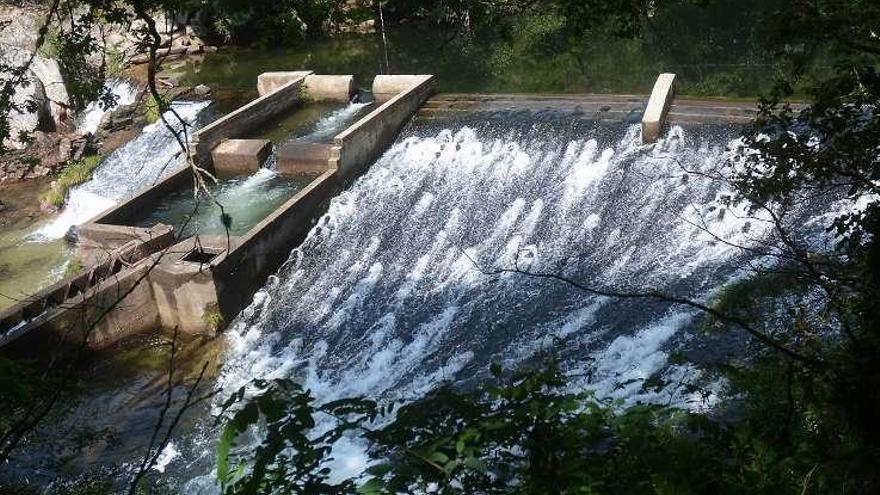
xmin=204 ymin=0 xmax=342 ymax=47
xmin=211 ymin=3 xmax=880 ymax=493
xmin=144 ymin=92 xmax=162 ymax=124
xmin=46 ymin=5 xmax=111 ymax=111
xmin=216 ymin=362 xmax=880 ymax=494
xmin=0 ymin=0 xmax=879 ymax=492
xmin=41 ymin=154 xmax=103 ymax=207
xmin=216 ymin=378 xmax=377 ymax=494
xmin=202 ymin=302 xmax=225 ymax=332
xmin=105 ymin=44 xmax=126 ymax=78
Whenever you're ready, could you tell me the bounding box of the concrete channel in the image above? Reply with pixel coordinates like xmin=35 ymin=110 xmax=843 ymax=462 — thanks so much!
xmin=0 ymin=71 xmax=771 ymax=355
xmin=0 ymin=72 xmax=434 ymax=354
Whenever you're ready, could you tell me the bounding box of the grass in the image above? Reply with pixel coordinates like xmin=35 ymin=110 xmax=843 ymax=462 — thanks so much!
xmin=106 ymin=44 xmax=126 ymax=77
xmin=36 ymin=27 xmax=61 ymax=59
xmin=41 ymin=155 xmax=103 ymax=207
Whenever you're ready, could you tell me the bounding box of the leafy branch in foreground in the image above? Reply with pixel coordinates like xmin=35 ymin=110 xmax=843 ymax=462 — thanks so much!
xmin=217 ymin=361 xmax=880 ymax=495
xmin=216 ymin=379 xmax=377 ymax=494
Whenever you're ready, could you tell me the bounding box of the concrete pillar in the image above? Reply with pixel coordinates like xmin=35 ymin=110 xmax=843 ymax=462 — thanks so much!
xmin=303 ymin=75 xmax=356 ymax=102
xmin=211 ymin=139 xmax=273 ymax=173
xmin=276 ymin=142 xmax=333 ymax=174
xmin=257 ymin=70 xmax=313 ymax=96
xmin=642 ymin=73 xmax=676 ymax=144
xmin=372 ymin=75 xmax=433 ymax=104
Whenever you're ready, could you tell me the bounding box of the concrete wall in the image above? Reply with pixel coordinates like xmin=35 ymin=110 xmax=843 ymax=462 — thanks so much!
xmin=373 ymin=75 xmax=434 ymax=104
xmin=149 ymin=236 xmax=230 ymax=336
xmin=3 ymin=73 xmax=438 ymax=354
xmin=212 ymin=139 xmax=273 ymax=174
xmin=212 ymin=170 xmax=338 ymax=318
xmin=642 ymin=73 xmax=676 ymax=143
xmin=330 ymin=75 xmax=434 ymax=179
xmin=76 ymin=223 xmax=175 ymax=267
xmin=0 ymin=261 xmax=160 ymax=356
xmin=0 ymin=227 xmax=174 ymax=355
xmin=257 ymin=72 xmax=354 ymax=101
xmin=303 ymin=75 xmax=356 ymax=102
xmin=257 ymin=71 xmax=313 ymax=97
xmin=276 ymin=142 xmax=334 ymax=174
xmin=89 ymin=167 xmax=194 ymax=226
xmin=192 ymin=73 xmax=311 ymax=165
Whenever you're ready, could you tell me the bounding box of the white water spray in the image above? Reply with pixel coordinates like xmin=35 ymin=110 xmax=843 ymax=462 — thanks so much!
xmin=32 ymin=101 xmax=210 ymax=241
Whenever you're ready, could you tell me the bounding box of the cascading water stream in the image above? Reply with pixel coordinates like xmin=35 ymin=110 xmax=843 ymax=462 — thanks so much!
xmin=32 ymin=101 xmax=211 ymax=241
xmin=178 ymin=114 xmax=828 ymax=490
xmin=286 ymin=100 xmax=371 ymax=144
xmin=216 ymin=120 xmax=751 ymax=408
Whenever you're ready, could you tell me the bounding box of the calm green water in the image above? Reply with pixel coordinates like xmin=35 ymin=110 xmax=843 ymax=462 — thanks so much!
xmin=177 ymin=1 xmax=810 ymax=98
xmin=131 ymin=169 xmax=314 ymax=237
xmin=0 ymin=180 xmax=72 ymax=311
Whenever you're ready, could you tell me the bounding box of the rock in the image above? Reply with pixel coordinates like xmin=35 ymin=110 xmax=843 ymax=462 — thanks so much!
xmin=1 ymin=48 xmax=43 ymax=149
xmin=69 ymin=136 xmax=94 ymax=161
xmin=158 ymin=76 xmax=176 ymax=88
xmin=31 ymin=56 xmax=71 ymax=127
xmin=30 ymin=165 xmax=51 ymax=177
xmin=193 ymin=84 xmax=212 ymax=96
xmin=0 ymin=5 xmax=41 ymax=52
xmin=172 ymin=32 xmax=205 ymax=49
xmin=165 ymin=86 xmax=193 ymax=100
xmin=1 ymin=47 xmax=73 ymax=148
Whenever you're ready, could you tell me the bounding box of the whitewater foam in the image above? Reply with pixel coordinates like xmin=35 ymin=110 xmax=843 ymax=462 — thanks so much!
xmin=32 ymin=101 xmax=210 ymax=241
xmin=176 ymin=118 xmax=830 ymax=486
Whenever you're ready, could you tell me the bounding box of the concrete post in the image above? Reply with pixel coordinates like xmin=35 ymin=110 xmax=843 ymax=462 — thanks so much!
xmin=642 ymin=73 xmax=676 ymax=144
xmin=212 ymin=139 xmax=273 ymax=173
xmin=257 ymin=70 xmax=313 ymax=97
xmin=303 ymin=75 xmax=356 ymax=102
xmin=372 ymin=75 xmax=434 ymax=104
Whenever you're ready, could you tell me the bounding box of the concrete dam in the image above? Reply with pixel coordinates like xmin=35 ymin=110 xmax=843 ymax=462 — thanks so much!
xmin=0 ymin=71 xmax=761 ymax=355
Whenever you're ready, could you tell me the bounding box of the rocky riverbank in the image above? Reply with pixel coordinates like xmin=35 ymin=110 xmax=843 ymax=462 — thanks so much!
xmin=0 ymin=2 xmax=218 ymax=221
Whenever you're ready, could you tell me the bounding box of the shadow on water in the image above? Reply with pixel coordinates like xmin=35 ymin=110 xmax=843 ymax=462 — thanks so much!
xmin=0 ymin=330 xmax=225 ymax=488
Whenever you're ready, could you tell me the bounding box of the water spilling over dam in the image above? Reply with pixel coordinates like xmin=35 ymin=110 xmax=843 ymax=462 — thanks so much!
xmin=217 ymin=117 xmax=752 ymax=411
xmin=170 ymin=113 xmax=812 ymax=489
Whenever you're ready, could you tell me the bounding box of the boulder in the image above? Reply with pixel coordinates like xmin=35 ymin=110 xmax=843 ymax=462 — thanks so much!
xmin=31 ymin=56 xmax=71 ymax=127
xmin=1 ymin=48 xmax=72 ymax=148
xmin=1 ymin=48 xmax=42 ymax=149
